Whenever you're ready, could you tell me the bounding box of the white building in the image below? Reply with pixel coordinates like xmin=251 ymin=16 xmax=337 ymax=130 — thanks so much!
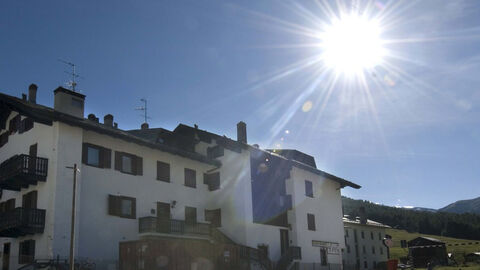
xmin=342 ymin=214 xmax=390 ymax=270
xmin=0 ymin=84 xmax=360 ymax=270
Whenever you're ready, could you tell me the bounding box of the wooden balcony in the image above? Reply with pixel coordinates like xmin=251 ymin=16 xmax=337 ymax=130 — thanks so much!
xmin=0 ymin=154 xmax=48 ymax=191
xmin=139 ymin=217 xmax=211 ymax=238
xmin=0 ymin=207 xmax=46 ymax=237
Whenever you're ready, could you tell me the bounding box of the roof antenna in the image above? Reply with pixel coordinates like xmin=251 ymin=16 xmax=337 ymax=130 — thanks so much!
xmin=58 ymin=59 xmax=82 ymax=91
xmin=135 ymin=98 xmax=150 ymax=124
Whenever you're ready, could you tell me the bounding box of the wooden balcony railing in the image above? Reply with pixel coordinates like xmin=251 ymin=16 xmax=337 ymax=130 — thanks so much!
xmin=0 ymin=154 xmax=48 ymax=191
xmin=139 ymin=217 xmax=211 ymax=236
xmin=0 ymin=207 xmax=46 ymax=237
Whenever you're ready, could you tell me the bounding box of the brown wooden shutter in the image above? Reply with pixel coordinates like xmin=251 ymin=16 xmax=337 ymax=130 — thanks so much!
xmin=24 ymin=118 xmax=34 ymax=132
xmin=102 ymin=148 xmax=112 ymax=168
xmin=135 ymin=156 xmax=143 ymax=176
xmin=6 ymin=198 xmax=15 ymax=210
xmin=0 ymin=202 xmax=5 ymax=213
xmin=307 ymin=214 xmax=316 ymax=231
xmin=108 ymin=195 xmax=119 ymax=215
xmin=18 ymin=241 xmax=24 ymax=264
xmin=30 ymin=191 xmax=37 ymax=209
xmin=131 ymin=198 xmax=136 ymax=219
xmin=114 ymin=151 xmax=122 ymax=171
xmin=82 ymin=143 xmax=88 ymax=165
xmin=28 ymin=240 xmax=35 ymax=262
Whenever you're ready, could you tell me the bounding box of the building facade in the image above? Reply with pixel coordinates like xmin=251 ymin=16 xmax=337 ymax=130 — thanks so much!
xmin=342 ymin=216 xmax=390 ymax=270
xmin=0 ymin=84 xmax=360 ymax=270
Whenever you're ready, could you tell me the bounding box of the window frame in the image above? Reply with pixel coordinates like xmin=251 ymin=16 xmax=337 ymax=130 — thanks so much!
xmin=114 ymin=151 xmax=142 ymax=175
xmin=184 ymin=168 xmax=196 ymax=188
xmin=82 ymin=143 xmax=111 ymax=169
xmin=108 ymin=194 xmax=136 ymax=219
xmin=307 ymin=213 xmax=316 ymax=231
xmin=156 ymin=161 xmax=170 ymax=182
xmin=185 ymin=206 xmax=197 ymax=224
xmin=18 ymin=239 xmax=35 ymax=264
xmin=305 ymin=180 xmax=314 ymax=198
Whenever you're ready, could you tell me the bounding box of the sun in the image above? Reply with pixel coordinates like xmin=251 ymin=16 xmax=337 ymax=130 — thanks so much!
xmin=319 ymin=13 xmax=386 ymax=76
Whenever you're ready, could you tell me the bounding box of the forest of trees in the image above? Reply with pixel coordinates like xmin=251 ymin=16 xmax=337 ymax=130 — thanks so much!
xmin=342 ymin=197 xmax=480 ymax=240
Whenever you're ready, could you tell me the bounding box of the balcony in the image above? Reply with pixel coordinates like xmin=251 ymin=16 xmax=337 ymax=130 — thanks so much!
xmin=0 ymin=207 xmax=46 ymax=237
xmin=139 ymin=217 xmax=211 ymax=239
xmin=0 ymin=154 xmax=48 ymax=191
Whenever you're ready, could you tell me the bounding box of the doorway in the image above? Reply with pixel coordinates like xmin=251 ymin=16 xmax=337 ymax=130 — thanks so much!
xmin=320 ymin=247 xmax=328 ymax=266
xmin=157 ymin=202 xmax=171 ymax=233
xmin=2 ymin=243 xmax=10 ymax=270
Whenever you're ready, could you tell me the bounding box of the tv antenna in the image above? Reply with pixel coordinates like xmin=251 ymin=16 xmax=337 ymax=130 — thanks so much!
xmin=135 ymin=98 xmax=150 ymax=124
xmin=58 ymin=59 xmax=82 ymax=91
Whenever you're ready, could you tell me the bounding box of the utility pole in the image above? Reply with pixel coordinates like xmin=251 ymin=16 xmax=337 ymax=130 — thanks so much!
xmin=66 ymin=164 xmax=79 ymax=270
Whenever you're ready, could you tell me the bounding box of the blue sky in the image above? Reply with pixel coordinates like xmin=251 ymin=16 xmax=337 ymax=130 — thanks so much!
xmin=1 ymin=0 xmax=479 ymax=209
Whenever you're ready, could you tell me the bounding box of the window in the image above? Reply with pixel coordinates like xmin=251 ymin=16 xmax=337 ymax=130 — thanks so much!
xmin=157 ymin=161 xmax=170 ymax=182
xmin=362 ymin=245 xmax=366 ymax=254
xmin=374 ymin=261 xmax=377 ymax=269
xmin=364 ymin=261 xmax=368 ymax=269
xmin=345 ymin=229 xmax=349 ymax=237
xmin=115 ymin=151 xmax=142 ymax=175
xmin=371 ymin=231 xmax=374 ymax=240
xmin=361 ymin=231 xmax=365 ymax=239
xmin=9 ymin=114 xmax=21 ymax=134
xmin=22 ymin=191 xmax=37 ymax=209
xmin=108 ymin=195 xmax=136 ymax=219
xmin=307 ymin=213 xmax=316 ymax=231
xmin=347 ymin=245 xmax=351 ymax=253
xmin=354 ymin=229 xmax=358 ymax=243
xmin=19 ymin=118 xmax=34 ymax=134
xmin=18 ymin=240 xmax=35 ymax=264
xmin=184 ymin=168 xmax=196 ymax=188
xmin=305 ymin=180 xmax=313 ymax=197
xmin=204 ymin=172 xmax=220 ymax=190
xmin=378 ymin=232 xmax=382 ymax=240
xmin=355 ymin=245 xmax=359 ymax=257
xmin=372 ymin=246 xmax=375 ymax=254
xmin=380 ymin=247 xmax=383 ymax=255
xmin=0 ymin=132 xmax=8 ymax=148
xmin=205 ymin=209 xmax=221 ymax=227
xmin=82 ymin=143 xmax=111 ymax=168
xmin=5 ymin=199 xmax=15 ymax=211
xmin=185 ymin=206 xmax=197 ymax=224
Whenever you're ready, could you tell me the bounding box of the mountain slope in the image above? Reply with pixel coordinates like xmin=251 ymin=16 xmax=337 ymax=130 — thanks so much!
xmin=439 ymin=196 xmax=480 ymax=214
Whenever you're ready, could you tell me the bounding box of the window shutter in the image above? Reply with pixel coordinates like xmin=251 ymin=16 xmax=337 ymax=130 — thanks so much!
xmin=28 ymin=240 xmax=35 ymax=262
xmin=18 ymin=118 xmax=25 ymax=134
xmin=18 ymin=241 xmax=24 ymax=264
xmin=102 ymin=148 xmax=112 ymax=169
xmin=24 ymin=118 xmax=34 ymax=132
xmin=82 ymin=143 xmax=88 ymax=164
xmin=131 ymin=198 xmax=136 ymax=219
xmin=22 ymin=193 xmax=28 ymax=208
xmin=157 ymin=161 xmax=170 ymax=182
xmin=114 ymin=151 xmax=122 ymax=171
xmin=0 ymin=202 xmax=5 ymax=213
xmin=108 ymin=195 xmax=118 ymax=215
xmin=30 ymin=191 xmax=37 ymax=209
xmin=0 ymin=132 xmax=8 ymax=148
xmin=6 ymin=198 xmax=15 ymax=211
xmin=134 ymin=156 xmax=143 ymax=176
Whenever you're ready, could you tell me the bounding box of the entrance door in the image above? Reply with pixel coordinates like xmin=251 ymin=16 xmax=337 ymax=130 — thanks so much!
xmin=280 ymin=229 xmax=289 ymax=255
xmin=2 ymin=243 xmax=10 ymax=270
xmin=320 ymin=248 xmax=328 ymax=266
xmin=157 ymin=202 xmax=171 ymax=233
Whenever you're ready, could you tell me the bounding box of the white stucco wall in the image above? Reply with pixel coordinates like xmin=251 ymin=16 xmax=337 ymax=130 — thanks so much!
xmin=287 ymin=166 xmax=345 ymax=265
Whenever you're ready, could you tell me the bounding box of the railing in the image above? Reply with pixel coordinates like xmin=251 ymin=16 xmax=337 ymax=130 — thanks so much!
xmin=276 ymin=246 xmax=302 ymax=270
xmin=0 ymin=154 xmax=48 ymax=190
xmin=0 ymin=207 xmax=46 ymax=237
xmin=139 ymin=217 xmax=211 ymax=236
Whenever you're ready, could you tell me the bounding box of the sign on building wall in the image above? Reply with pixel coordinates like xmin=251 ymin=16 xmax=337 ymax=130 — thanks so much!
xmin=312 ymin=240 xmax=340 ymax=255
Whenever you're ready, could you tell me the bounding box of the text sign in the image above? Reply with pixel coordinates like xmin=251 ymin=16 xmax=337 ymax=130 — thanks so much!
xmin=312 ymin=240 xmax=340 ymax=255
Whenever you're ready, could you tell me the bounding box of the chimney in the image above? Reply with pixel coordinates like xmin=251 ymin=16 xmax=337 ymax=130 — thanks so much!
xmin=359 ymin=207 xmax=367 ymax=224
xmin=28 ymin=84 xmax=38 ymax=103
xmin=53 ymin=87 xmax=85 ymax=118
xmin=22 ymin=94 xmax=27 ymax=101
xmin=141 ymin=123 xmax=149 ymax=130
xmin=88 ymin=114 xmax=96 ymax=121
xmin=104 ymin=114 xmax=113 ymax=127
xmin=237 ymin=121 xmax=247 ymax=143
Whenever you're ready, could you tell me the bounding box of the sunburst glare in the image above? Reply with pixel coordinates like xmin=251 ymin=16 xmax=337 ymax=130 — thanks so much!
xmin=319 ymin=13 xmax=386 ymax=76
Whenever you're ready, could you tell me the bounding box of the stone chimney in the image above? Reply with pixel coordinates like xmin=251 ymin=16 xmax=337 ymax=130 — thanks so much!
xmin=237 ymin=121 xmax=247 ymax=143
xmin=104 ymin=114 xmax=113 ymax=127
xmin=28 ymin=84 xmax=38 ymax=104
xmin=141 ymin=123 xmax=149 ymax=130
xmin=53 ymin=87 xmax=85 ymax=118
xmin=359 ymin=207 xmax=367 ymax=225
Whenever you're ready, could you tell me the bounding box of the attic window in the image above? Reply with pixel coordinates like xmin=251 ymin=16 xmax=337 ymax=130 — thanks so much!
xmin=71 ymin=98 xmax=83 ymax=108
